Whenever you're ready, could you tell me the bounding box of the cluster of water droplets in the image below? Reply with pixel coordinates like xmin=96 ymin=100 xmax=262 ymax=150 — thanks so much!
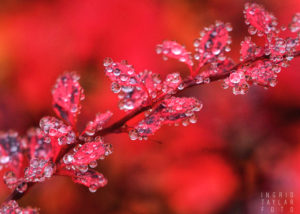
xmin=104 ymin=58 xmax=151 ymax=111
xmin=3 ymin=171 xmax=29 ymax=193
xmin=243 ymin=3 xmax=299 ymax=64
xmin=289 ymin=13 xmax=300 ymax=33
xmin=39 ymin=116 xmax=76 ymax=146
xmin=156 ymin=40 xmax=194 ymax=66
xmin=193 ymin=21 xmax=232 ymax=67
xmin=244 ymin=3 xmax=278 ymax=36
xmin=3 ymin=171 xmax=21 ymax=190
xmin=62 ymin=136 xmax=111 ymax=169
xmin=224 ymin=59 xmax=282 ymax=94
xmin=52 ymin=72 xmax=85 ymax=125
xmin=223 ymin=70 xmax=249 ymax=95
xmin=162 ymin=73 xmax=182 ymax=94
xmin=27 ymin=128 xmax=52 ymax=160
xmin=223 ymin=2 xmax=300 ymax=95
xmin=140 ymin=70 xmax=162 ymax=99
xmin=72 ymin=170 xmax=107 ymax=193
xmin=24 ymin=158 xmax=56 ymax=183
xmin=192 ymin=58 xmax=235 ymax=88
xmin=248 ymin=61 xmax=279 ymax=87
xmin=240 ymin=37 xmax=264 ymax=61
xmin=265 ymin=36 xmax=299 ymax=65
xmin=104 ymin=58 xmax=187 ymax=111
xmin=130 ymin=97 xmax=203 ymax=140
xmin=0 ymin=200 xmax=38 ymax=214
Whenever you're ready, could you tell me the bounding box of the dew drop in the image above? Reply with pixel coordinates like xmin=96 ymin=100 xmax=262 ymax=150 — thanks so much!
xmin=129 ymin=130 xmax=138 ymax=141
xmin=16 ymin=182 xmax=28 ymax=193
xmin=103 ymin=57 xmax=113 ymax=67
xmin=171 ymin=47 xmax=182 ymax=55
xmin=248 ymin=26 xmax=257 ymax=35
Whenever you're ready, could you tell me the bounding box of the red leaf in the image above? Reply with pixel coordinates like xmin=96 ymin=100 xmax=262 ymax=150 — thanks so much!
xmin=223 ymin=60 xmax=280 ymax=95
xmin=104 ymin=59 xmax=164 ymax=111
xmin=52 ymin=72 xmax=84 ymax=126
xmin=139 ymin=70 xmax=162 ymax=100
xmin=246 ymin=60 xmax=279 ymax=87
xmin=130 ymin=97 xmax=203 ymax=140
xmin=289 ymin=13 xmax=300 ymax=33
xmin=73 ymin=141 xmax=105 ymax=165
xmin=57 ymin=168 xmax=107 ymax=192
xmin=82 ymin=111 xmax=113 ymax=136
xmin=104 ymin=59 xmax=149 ymax=110
xmin=24 ymin=158 xmax=56 ymax=182
xmin=244 ymin=3 xmax=277 ymax=35
xmin=240 ymin=37 xmax=264 ymax=61
xmin=103 ymin=59 xmax=139 ymax=87
xmin=194 ymin=21 xmax=231 ymax=68
xmin=39 ymin=116 xmax=76 ymax=161
xmin=0 ymin=200 xmax=39 ymax=214
xmin=0 ymin=131 xmax=25 ymax=176
xmin=193 ymin=58 xmax=235 ymax=87
xmin=161 ymin=73 xmax=182 ymax=96
xmin=268 ymin=37 xmax=299 ymax=63
xmin=63 ymin=139 xmax=106 ymax=166
xmin=27 ymin=128 xmax=53 ymax=161
xmin=156 ymin=41 xmax=193 ymax=67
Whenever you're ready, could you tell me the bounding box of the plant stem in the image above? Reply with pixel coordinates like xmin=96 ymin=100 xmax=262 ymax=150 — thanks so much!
xmin=4 ymin=50 xmax=300 ymax=203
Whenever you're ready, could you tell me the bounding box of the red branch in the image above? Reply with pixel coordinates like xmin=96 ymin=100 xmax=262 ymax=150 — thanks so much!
xmin=4 ymin=50 xmax=300 ymax=203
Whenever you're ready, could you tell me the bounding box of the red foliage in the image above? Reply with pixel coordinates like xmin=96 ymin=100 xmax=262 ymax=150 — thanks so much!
xmin=0 ymin=1 xmax=299 ymax=213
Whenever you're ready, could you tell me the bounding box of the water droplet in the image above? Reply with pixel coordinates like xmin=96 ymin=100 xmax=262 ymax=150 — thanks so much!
xmin=248 ymin=26 xmax=257 ymax=35
xmin=129 ymin=130 xmax=138 ymax=140
xmin=111 ymin=82 xmax=121 ymax=93
xmin=16 ymin=182 xmax=28 ymax=193
xmin=229 ymin=72 xmax=242 ymax=84
xmin=89 ymin=184 xmax=98 ymax=193
xmin=103 ymin=57 xmax=112 ymax=67
xmin=171 ymin=47 xmax=182 ymax=55
xmin=89 ymin=161 xmax=98 ymax=168
xmin=194 ymin=38 xmax=201 ymax=47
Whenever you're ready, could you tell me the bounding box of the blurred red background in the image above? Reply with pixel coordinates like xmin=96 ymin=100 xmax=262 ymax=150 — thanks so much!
xmin=0 ymin=0 xmax=299 ymax=213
